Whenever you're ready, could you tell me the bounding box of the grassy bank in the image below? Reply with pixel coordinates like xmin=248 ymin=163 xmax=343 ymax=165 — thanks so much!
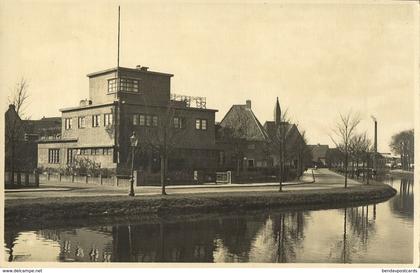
xmin=5 ymin=183 xmax=396 ymax=230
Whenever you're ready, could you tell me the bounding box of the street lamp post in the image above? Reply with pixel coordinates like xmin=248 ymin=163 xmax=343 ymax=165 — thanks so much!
xmin=129 ymin=131 xmax=139 ymax=197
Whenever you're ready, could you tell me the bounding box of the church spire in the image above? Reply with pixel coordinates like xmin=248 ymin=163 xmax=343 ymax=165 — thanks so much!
xmin=275 ymin=97 xmax=281 ymax=125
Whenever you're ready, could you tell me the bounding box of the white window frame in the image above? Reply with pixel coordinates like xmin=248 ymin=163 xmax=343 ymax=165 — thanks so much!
xmin=65 ymin=118 xmax=72 ymax=130
xmin=92 ymin=115 xmax=100 ymax=127
xmin=104 ymin=113 xmax=113 ymax=126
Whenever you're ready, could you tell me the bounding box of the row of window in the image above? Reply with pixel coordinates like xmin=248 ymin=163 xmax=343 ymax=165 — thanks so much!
xmin=65 ymin=114 xmax=113 ymax=130
xmin=131 ymin=115 xmax=207 ymax=130
xmin=65 ymin=113 xmax=208 ymax=131
xmin=108 ymin=78 xmax=140 ymax=93
xmin=48 ymin=148 xmax=114 ymax=164
xmin=132 ymin=114 xmax=159 ymax=127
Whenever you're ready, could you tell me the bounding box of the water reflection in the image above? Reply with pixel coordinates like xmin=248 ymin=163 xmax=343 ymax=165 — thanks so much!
xmin=4 ymin=177 xmax=413 ymax=263
xmin=388 ymin=177 xmax=414 ymax=219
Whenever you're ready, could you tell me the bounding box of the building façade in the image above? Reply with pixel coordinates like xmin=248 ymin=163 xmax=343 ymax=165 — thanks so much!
xmin=37 ymin=66 xmax=218 ymax=180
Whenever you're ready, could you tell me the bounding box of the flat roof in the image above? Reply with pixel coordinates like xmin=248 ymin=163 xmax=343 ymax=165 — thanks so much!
xmin=60 ymin=102 xmax=116 ymax=113
xmin=37 ymin=138 xmax=78 ymax=144
xmin=60 ymin=101 xmax=218 ymax=113
xmin=123 ymin=102 xmax=218 ymax=112
xmin=87 ymin=67 xmax=174 ymax=78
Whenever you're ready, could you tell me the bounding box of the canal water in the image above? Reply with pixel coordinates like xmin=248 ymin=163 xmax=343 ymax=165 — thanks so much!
xmin=4 ymin=175 xmax=414 ymax=263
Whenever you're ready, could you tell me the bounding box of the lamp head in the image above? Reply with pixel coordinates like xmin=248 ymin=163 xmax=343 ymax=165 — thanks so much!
xmin=130 ymin=131 xmax=139 ymax=147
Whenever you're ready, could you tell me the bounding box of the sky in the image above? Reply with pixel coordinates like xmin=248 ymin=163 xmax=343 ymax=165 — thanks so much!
xmin=0 ymin=1 xmax=417 ymax=153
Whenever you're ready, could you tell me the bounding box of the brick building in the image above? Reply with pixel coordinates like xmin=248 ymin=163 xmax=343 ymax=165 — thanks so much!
xmin=5 ymin=104 xmax=61 ymax=172
xmin=38 ymin=66 xmax=218 ymax=180
xmin=217 ymin=99 xmax=308 ymax=180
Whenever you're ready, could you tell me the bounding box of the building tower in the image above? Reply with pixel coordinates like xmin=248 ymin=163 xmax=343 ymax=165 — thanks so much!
xmin=275 ymin=97 xmax=281 ymax=126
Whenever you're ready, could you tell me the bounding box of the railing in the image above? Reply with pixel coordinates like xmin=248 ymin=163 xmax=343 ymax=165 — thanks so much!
xmin=170 ymin=94 xmax=207 ymax=109
xmin=5 ymin=171 xmax=40 ymax=188
xmin=39 ymin=172 xmax=135 ymax=188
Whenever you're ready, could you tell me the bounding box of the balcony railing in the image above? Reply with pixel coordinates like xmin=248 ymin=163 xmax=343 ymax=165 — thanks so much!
xmin=170 ymin=93 xmax=206 ymax=109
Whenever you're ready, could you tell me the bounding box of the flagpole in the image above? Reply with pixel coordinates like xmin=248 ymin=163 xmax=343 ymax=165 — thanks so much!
xmin=117 ymin=5 xmax=120 ymax=71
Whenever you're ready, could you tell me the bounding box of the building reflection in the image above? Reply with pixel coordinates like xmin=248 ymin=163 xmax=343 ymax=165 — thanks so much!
xmin=4 ymin=176 xmax=412 ymax=264
xmin=112 ymin=219 xmax=219 ymax=262
xmin=212 ymin=211 xmax=307 ymax=263
xmin=213 ymin=214 xmax=268 ymax=262
xmin=272 ymin=212 xmax=306 ymax=263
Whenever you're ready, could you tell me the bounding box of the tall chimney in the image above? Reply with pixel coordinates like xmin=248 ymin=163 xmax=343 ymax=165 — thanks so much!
xmin=246 ymin=100 xmax=252 ymax=109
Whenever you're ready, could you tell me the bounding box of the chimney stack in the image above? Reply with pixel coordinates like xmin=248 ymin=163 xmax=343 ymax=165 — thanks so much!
xmin=246 ymin=100 xmax=252 ymax=109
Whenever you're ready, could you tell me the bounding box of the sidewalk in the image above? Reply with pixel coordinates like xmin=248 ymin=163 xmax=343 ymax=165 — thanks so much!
xmin=4 ymin=168 xmax=360 ymax=200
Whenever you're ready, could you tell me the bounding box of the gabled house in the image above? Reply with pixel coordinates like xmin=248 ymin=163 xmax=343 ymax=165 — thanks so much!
xmin=264 ymin=121 xmax=307 ymax=171
xmin=218 ymin=100 xmax=271 ymax=173
xmin=217 ymin=99 xmax=308 ymax=180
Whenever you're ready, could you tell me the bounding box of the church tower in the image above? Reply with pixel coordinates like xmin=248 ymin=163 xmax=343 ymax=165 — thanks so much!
xmin=274 ymin=97 xmax=281 ymax=125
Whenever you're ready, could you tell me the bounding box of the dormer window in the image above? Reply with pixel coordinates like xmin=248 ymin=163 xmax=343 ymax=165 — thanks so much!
xmin=108 ymin=78 xmax=139 ymax=93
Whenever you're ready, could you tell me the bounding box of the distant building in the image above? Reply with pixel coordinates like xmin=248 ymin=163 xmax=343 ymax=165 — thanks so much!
xmin=37 ymin=66 xmax=218 ymax=180
xmin=4 ymin=104 xmax=61 ymax=172
xmin=308 ymin=144 xmax=329 ymax=167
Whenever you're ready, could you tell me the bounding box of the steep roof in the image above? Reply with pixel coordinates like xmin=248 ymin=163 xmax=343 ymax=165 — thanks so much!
xmin=308 ymin=144 xmax=329 ymax=160
xmin=263 ymin=121 xmax=294 ymax=141
xmin=220 ymin=104 xmax=269 ymax=141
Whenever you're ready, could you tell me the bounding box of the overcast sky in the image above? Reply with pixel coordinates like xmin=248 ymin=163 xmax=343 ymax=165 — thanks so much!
xmin=0 ymin=1 xmax=417 ymax=153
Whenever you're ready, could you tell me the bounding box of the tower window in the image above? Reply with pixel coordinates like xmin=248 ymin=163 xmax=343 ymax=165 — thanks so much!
xmin=108 ymin=78 xmax=139 ymax=93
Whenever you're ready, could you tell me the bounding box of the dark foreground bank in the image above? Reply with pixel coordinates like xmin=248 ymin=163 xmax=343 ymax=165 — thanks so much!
xmin=5 ymin=183 xmax=396 ymax=230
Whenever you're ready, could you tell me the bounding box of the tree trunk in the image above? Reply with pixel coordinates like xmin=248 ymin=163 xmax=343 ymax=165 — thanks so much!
xmin=160 ymin=154 xmax=167 ymax=195
xmin=362 ymin=160 xmax=365 ymax=182
xmin=344 ymin=149 xmax=348 ymax=188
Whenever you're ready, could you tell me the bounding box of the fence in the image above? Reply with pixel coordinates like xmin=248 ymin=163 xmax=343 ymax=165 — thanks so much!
xmin=5 ymin=171 xmax=40 ymax=188
xmin=39 ymin=172 xmax=134 ymax=188
xmin=216 ymin=171 xmax=231 ymax=184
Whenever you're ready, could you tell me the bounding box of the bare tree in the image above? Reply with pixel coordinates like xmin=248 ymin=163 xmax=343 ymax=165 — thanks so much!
xmin=141 ymin=102 xmax=186 ymax=195
xmin=349 ymin=132 xmax=372 ymax=180
xmin=330 ymin=111 xmax=361 ymax=188
xmin=272 ymin=108 xmax=291 ymax=192
xmin=5 ymin=78 xmax=30 ymax=186
xmin=8 ymin=78 xmax=29 ymax=117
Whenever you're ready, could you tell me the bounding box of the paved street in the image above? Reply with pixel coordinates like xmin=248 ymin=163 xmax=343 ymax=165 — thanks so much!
xmin=5 ymin=168 xmax=361 ymax=200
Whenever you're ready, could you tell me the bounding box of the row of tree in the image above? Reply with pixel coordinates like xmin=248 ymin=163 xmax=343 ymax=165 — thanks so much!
xmin=330 ymin=112 xmax=375 ymax=187
xmin=330 ymin=111 xmax=414 ymax=188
